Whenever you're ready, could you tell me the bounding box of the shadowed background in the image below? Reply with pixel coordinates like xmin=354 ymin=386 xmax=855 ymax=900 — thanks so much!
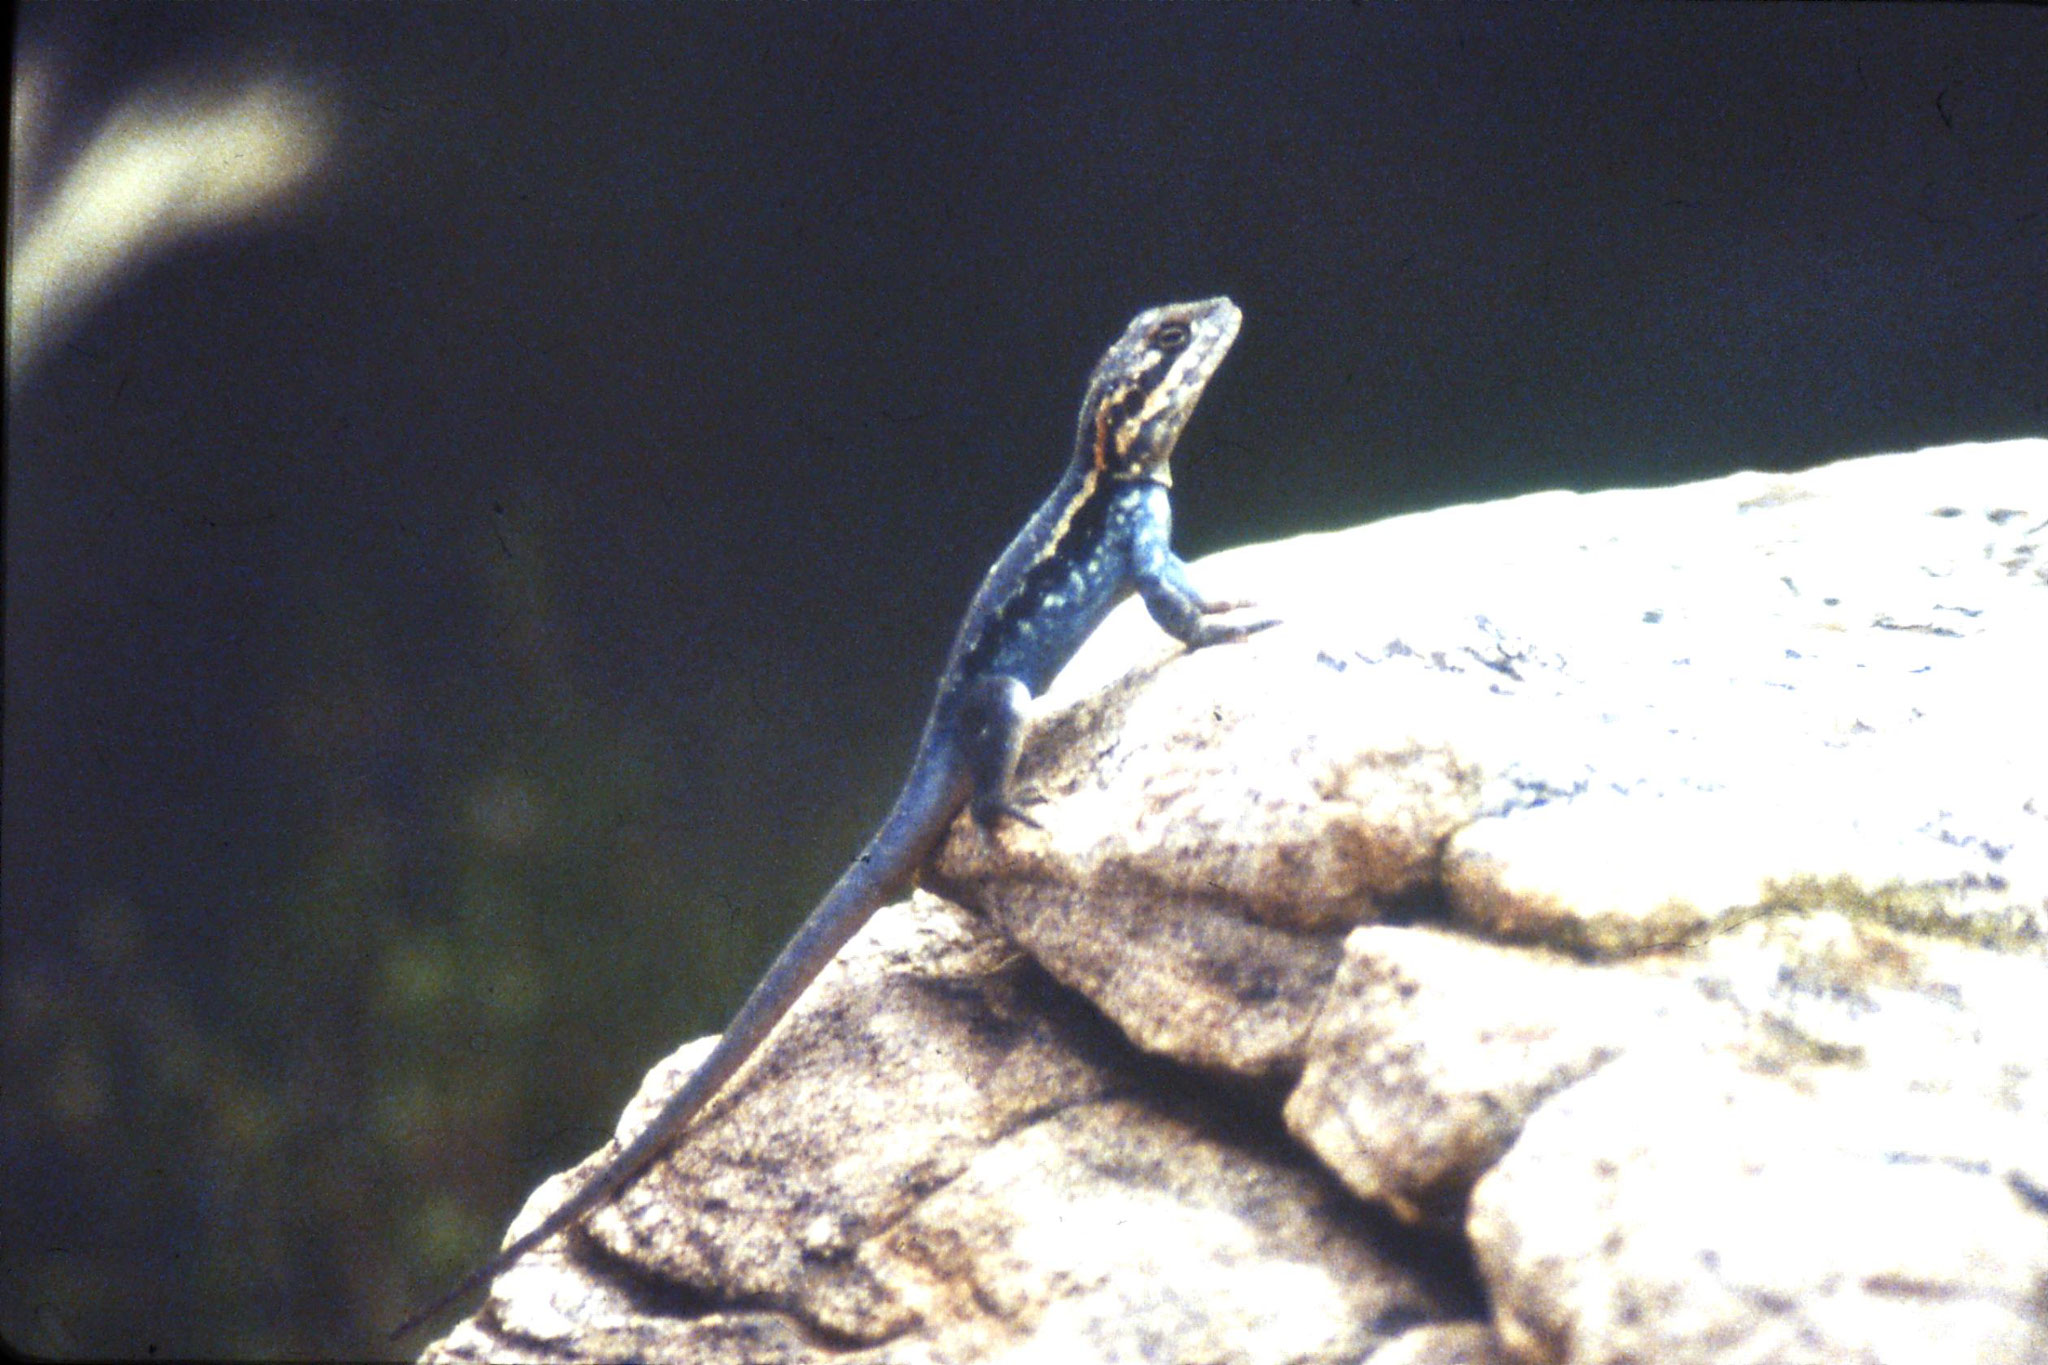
xmin=5 ymin=4 xmax=2044 ymax=1356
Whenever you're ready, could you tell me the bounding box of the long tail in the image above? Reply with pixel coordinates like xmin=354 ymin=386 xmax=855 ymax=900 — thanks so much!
xmin=392 ymin=755 xmax=969 ymax=1340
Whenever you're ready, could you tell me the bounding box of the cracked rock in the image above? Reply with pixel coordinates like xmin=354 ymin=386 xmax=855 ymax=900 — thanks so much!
xmin=422 ymin=441 xmax=2047 ymax=1365
xmin=423 ymin=896 xmax=1458 ymax=1364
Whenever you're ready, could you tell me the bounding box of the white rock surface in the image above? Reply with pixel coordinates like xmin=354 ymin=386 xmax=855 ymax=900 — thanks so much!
xmin=1471 ymin=1047 xmax=2048 ymax=1365
xmin=425 ymin=442 xmax=2047 ymax=1365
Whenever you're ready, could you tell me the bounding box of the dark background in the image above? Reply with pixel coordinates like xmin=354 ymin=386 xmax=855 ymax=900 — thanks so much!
xmin=6 ymin=4 xmax=2044 ymax=1356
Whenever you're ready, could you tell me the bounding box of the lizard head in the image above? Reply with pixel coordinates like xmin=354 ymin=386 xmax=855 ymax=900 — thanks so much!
xmin=1076 ymin=296 xmax=1241 ymax=485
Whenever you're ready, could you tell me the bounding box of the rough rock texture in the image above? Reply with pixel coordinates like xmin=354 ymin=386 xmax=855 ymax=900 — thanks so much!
xmin=424 ymin=442 xmax=2046 ymax=1365
xmin=425 ymin=895 xmax=1461 ymax=1364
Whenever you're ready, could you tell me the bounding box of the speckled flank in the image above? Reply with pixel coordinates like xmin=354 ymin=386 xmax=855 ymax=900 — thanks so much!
xmin=947 ymin=298 xmax=1242 ymax=692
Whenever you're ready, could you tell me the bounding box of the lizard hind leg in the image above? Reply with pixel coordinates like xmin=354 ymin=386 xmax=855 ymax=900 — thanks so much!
xmin=957 ymin=674 xmax=1045 ymax=829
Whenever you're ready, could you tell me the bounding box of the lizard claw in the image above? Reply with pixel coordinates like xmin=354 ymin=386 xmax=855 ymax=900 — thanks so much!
xmin=1186 ymin=615 xmax=1281 ymax=648
xmin=971 ymin=791 xmax=1046 ymax=831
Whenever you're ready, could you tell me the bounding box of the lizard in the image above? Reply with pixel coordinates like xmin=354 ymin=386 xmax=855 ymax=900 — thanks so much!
xmin=396 ymin=295 xmax=1275 ymax=1338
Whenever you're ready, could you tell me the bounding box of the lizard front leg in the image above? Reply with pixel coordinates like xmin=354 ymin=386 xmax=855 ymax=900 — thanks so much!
xmin=1134 ymin=552 xmax=1278 ymax=650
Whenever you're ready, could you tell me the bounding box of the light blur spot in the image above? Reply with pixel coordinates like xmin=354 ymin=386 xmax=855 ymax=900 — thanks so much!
xmin=7 ymin=59 xmax=330 ymax=385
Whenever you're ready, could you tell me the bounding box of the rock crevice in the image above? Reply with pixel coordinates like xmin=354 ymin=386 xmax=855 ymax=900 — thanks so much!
xmin=426 ymin=443 xmax=2047 ymax=1365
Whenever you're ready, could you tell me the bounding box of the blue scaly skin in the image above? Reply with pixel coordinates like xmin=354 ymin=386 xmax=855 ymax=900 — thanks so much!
xmin=398 ymin=297 xmax=1274 ymax=1337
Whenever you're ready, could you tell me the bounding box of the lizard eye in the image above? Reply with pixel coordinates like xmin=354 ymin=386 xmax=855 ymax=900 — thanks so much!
xmin=1152 ymin=322 xmax=1191 ymax=350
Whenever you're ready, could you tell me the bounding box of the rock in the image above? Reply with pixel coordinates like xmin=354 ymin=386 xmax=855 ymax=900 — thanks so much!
xmin=928 ymin=603 xmax=1485 ymax=1074
xmin=1471 ymin=1046 xmax=2048 ymax=1365
xmin=1299 ymin=912 xmax=2048 ymax=1363
xmin=1369 ymin=1321 xmax=1521 ymax=1365
xmin=424 ymin=441 xmax=2047 ymax=1364
xmin=423 ymin=894 xmax=1460 ymax=1363
xmin=1280 ymin=927 xmax=1685 ymax=1227
xmin=846 ymin=1096 xmax=1453 ymax=1365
